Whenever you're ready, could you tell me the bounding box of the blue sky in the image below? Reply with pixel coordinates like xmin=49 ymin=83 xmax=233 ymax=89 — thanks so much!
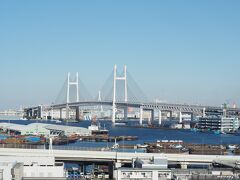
xmin=0 ymin=1 xmax=240 ymax=110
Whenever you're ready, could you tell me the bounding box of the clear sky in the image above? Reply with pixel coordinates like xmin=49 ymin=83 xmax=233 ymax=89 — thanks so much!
xmin=0 ymin=0 xmax=240 ymax=110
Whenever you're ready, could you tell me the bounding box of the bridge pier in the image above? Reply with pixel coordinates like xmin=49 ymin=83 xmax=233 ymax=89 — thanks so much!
xmin=179 ymin=111 xmax=182 ymax=123
xmin=139 ymin=106 xmax=143 ymax=125
xmin=124 ymin=107 xmax=128 ymax=121
xmin=151 ymin=109 xmax=154 ymax=124
xmin=59 ymin=108 xmax=62 ymax=120
xmin=169 ymin=111 xmax=173 ymax=120
xmin=31 ymin=109 xmax=34 ymax=118
xmin=51 ymin=108 xmax=53 ymax=120
xmin=36 ymin=106 xmax=42 ymax=119
xmin=148 ymin=109 xmax=154 ymax=126
xmin=158 ymin=110 xmax=162 ymax=126
xmin=45 ymin=111 xmax=48 ymax=120
xmin=66 ymin=105 xmax=70 ymax=120
xmin=76 ymin=106 xmax=80 ymax=121
xmin=190 ymin=112 xmax=194 ymax=121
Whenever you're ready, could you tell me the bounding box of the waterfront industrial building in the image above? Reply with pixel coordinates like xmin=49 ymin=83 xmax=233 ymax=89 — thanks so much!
xmin=0 ymin=123 xmax=91 ymax=137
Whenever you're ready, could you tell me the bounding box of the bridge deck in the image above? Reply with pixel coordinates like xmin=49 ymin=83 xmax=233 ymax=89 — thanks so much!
xmin=0 ymin=148 xmax=239 ymax=164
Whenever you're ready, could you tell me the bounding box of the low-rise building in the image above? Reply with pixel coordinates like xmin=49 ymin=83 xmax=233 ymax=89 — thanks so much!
xmin=198 ymin=116 xmax=239 ymax=132
xmin=0 ymin=122 xmax=91 ymax=137
xmin=0 ymin=156 xmax=66 ymax=180
xmin=114 ymin=157 xmax=171 ymax=180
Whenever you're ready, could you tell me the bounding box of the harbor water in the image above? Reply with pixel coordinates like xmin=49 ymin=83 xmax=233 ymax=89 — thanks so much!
xmin=0 ymin=119 xmax=240 ymax=148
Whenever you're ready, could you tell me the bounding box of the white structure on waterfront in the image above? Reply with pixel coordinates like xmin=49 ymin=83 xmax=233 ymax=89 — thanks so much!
xmin=0 ymin=156 xmax=66 ymax=180
xmin=0 ymin=123 xmax=50 ymax=136
xmin=0 ymin=122 xmax=91 ymax=137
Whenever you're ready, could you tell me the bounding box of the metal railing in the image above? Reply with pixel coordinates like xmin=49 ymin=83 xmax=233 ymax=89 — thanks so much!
xmin=0 ymin=143 xmax=113 ymax=152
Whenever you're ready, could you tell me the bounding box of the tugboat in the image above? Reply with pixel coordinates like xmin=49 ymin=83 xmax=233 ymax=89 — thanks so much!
xmin=88 ymin=116 xmax=109 ymax=135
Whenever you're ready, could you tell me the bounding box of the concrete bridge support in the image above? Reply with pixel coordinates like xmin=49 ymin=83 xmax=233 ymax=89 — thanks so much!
xmin=66 ymin=105 xmax=70 ymax=120
xmin=59 ymin=108 xmax=62 ymax=120
xmin=158 ymin=110 xmax=162 ymax=125
xmin=151 ymin=109 xmax=154 ymax=123
xmin=51 ymin=108 xmax=53 ymax=120
xmin=31 ymin=109 xmax=34 ymax=118
xmin=148 ymin=109 xmax=154 ymax=126
xmin=169 ymin=111 xmax=173 ymax=120
xmin=76 ymin=106 xmax=80 ymax=121
xmin=37 ymin=106 xmax=42 ymax=119
xmin=124 ymin=107 xmax=128 ymax=121
xmin=190 ymin=112 xmax=194 ymax=121
xmin=139 ymin=106 xmax=143 ymax=125
xmin=179 ymin=111 xmax=182 ymax=123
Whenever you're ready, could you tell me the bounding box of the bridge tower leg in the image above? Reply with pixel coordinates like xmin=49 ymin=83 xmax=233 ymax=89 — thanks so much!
xmin=139 ymin=106 xmax=143 ymax=125
xmin=67 ymin=72 xmax=79 ymax=104
xmin=98 ymin=91 xmax=103 ymax=113
xmin=124 ymin=65 xmax=127 ymax=102
xmin=158 ymin=110 xmax=162 ymax=126
xmin=112 ymin=65 xmax=117 ymax=124
xmin=112 ymin=65 xmax=128 ymax=124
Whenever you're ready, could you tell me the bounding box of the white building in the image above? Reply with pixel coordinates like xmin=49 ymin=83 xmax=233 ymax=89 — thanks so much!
xmin=0 ymin=161 xmax=18 ymax=180
xmin=0 ymin=156 xmax=66 ymax=180
xmin=198 ymin=116 xmax=239 ymax=132
xmin=23 ymin=162 xmax=65 ymax=179
xmin=114 ymin=157 xmax=171 ymax=180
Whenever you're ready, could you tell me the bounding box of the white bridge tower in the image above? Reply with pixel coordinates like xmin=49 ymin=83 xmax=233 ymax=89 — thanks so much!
xmin=66 ymin=72 xmax=79 ymax=119
xmin=112 ymin=65 xmax=128 ymax=124
xmin=67 ymin=72 xmax=79 ymax=103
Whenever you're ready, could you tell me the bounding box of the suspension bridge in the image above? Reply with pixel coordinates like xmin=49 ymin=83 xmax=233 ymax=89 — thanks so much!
xmin=24 ymin=65 xmax=240 ymax=125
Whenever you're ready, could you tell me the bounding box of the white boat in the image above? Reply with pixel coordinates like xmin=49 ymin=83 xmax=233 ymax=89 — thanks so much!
xmin=227 ymin=145 xmax=236 ymax=150
xmin=114 ymin=122 xmax=126 ymax=126
xmin=51 ymin=120 xmax=61 ymax=123
xmin=137 ymin=144 xmax=148 ymax=148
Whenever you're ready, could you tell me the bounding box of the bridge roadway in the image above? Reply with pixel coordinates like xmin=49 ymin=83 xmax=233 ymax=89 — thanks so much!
xmin=0 ymin=148 xmax=239 ymax=165
xmin=50 ymin=101 xmax=207 ymax=113
xmin=25 ymin=100 xmax=240 ymax=114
